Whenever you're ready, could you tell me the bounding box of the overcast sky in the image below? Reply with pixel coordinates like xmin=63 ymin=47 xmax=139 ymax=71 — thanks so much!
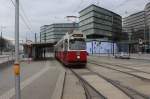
xmin=0 ymin=0 xmax=150 ymax=42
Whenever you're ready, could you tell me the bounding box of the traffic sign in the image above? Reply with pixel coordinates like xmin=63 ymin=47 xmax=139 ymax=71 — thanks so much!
xmin=26 ymin=40 xmax=32 ymax=45
xmin=139 ymin=39 xmax=143 ymax=45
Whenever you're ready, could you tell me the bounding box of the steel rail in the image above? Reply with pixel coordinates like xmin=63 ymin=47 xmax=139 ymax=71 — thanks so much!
xmin=70 ymin=68 xmax=106 ymax=99
xmin=89 ymin=59 xmax=150 ymax=74
xmin=60 ymin=66 xmax=94 ymax=99
xmin=80 ymin=79 xmax=92 ymax=99
xmin=88 ymin=61 xmax=150 ymax=81
xmin=87 ymin=67 xmax=149 ymax=99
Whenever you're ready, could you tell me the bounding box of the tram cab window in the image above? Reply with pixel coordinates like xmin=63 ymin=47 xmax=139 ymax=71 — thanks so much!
xmin=69 ymin=39 xmax=86 ymax=50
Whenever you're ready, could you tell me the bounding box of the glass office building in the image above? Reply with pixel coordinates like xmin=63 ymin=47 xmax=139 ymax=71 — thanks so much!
xmin=123 ymin=2 xmax=150 ymax=42
xmin=123 ymin=11 xmax=146 ymax=41
xmin=122 ymin=2 xmax=150 ymax=52
xmin=145 ymin=2 xmax=150 ymax=42
xmin=40 ymin=23 xmax=79 ymax=43
xmin=40 ymin=25 xmax=50 ymax=42
xmin=79 ymin=4 xmax=122 ymax=41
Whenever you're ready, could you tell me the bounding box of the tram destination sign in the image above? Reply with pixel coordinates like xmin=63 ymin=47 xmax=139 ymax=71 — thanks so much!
xmin=73 ymin=34 xmax=83 ymax=37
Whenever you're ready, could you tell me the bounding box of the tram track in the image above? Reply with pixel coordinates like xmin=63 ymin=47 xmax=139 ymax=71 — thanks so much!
xmin=89 ymin=59 xmax=150 ymax=74
xmin=70 ymin=68 xmax=106 ymax=99
xmin=61 ymin=65 xmax=97 ymax=99
xmin=86 ymin=68 xmax=149 ymax=99
xmin=57 ymin=58 xmax=150 ymax=99
xmin=87 ymin=61 xmax=150 ymax=99
xmin=60 ymin=67 xmax=87 ymax=99
xmin=88 ymin=59 xmax=150 ymax=81
xmin=70 ymin=68 xmax=135 ymax=99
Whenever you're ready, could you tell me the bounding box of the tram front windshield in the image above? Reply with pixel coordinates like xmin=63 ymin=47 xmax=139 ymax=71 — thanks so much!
xmin=69 ymin=39 xmax=86 ymax=50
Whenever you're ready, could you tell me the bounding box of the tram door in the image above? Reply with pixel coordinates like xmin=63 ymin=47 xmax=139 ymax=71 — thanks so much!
xmin=64 ymin=39 xmax=68 ymax=62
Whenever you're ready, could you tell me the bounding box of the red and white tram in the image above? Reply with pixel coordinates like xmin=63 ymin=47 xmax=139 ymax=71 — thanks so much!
xmin=55 ymin=31 xmax=87 ymax=67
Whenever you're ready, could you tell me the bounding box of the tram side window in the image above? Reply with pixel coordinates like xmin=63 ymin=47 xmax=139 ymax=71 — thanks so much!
xmin=64 ymin=40 xmax=68 ymax=51
xmin=61 ymin=43 xmax=63 ymax=51
xmin=58 ymin=45 xmax=61 ymax=51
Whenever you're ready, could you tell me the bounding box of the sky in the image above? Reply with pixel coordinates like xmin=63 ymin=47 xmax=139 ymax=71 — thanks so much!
xmin=0 ymin=0 xmax=150 ymax=42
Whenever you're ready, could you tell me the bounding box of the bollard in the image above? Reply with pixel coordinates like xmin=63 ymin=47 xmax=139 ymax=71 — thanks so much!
xmin=13 ymin=63 xmax=20 ymax=75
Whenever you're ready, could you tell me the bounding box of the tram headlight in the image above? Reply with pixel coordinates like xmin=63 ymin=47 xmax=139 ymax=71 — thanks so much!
xmin=77 ymin=56 xmax=80 ymax=59
xmin=71 ymin=37 xmax=74 ymax=40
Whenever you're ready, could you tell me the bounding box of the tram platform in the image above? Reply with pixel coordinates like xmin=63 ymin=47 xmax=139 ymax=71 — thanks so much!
xmin=0 ymin=59 xmax=65 ymax=99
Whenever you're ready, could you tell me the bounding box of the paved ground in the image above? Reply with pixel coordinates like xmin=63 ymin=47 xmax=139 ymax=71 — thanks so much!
xmin=0 ymin=58 xmax=63 ymax=99
xmin=88 ymin=56 xmax=150 ymax=97
xmin=1 ymin=54 xmax=150 ymax=99
xmin=90 ymin=53 xmax=150 ymax=60
xmin=62 ymin=69 xmax=86 ymax=99
xmin=130 ymin=54 xmax=150 ymax=60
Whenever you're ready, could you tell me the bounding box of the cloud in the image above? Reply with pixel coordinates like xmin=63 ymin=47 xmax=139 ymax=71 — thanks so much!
xmin=0 ymin=0 xmax=149 ymax=41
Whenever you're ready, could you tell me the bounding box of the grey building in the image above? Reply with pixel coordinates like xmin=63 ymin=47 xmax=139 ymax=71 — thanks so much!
xmin=145 ymin=2 xmax=150 ymax=42
xmin=40 ymin=25 xmax=50 ymax=42
xmin=79 ymin=4 xmax=122 ymax=41
xmin=122 ymin=2 xmax=150 ymax=52
xmin=40 ymin=23 xmax=79 ymax=43
xmin=123 ymin=11 xmax=145 ymax=41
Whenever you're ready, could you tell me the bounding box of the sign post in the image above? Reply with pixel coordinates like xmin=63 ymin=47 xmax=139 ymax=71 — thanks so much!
xmin=138 ymin=39 xmax=143 ymax=55
xmin=26 ymin=40 xmax=32 ymax=64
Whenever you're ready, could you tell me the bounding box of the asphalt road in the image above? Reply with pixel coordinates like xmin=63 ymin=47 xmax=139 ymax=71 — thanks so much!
xmin=0 ymin=58 xmax=61 ymax=99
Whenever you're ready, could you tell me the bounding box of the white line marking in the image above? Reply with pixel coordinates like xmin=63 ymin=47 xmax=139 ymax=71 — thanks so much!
xmin=0 ymin=64 xmax=50 ymax=99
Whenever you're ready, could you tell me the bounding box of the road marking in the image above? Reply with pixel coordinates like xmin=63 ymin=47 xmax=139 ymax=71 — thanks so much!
xmin=0 ymin=64 xmax=50 ymax=99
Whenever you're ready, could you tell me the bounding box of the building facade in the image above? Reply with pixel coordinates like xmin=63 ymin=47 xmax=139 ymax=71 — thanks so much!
xmin=40 ymin=25 xmax=50 ymax=42
xmin=40 ymin=23 xmax=79 ymax=43
xmin=145 ymin=2 xmax=150 ymax=42
xmin=123 ymin=2 xmax=150 ymax=52
xmin=123 ymin=11 xmax=146 ymax=41
xmin=79 ymin=4 xmax=122 ymax=41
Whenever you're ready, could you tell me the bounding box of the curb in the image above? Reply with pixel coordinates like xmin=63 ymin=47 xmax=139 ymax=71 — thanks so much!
xmin=131 ymin=57 xmax=150 ymax=61
xmin=51 ymin=68 xmax=66 ymax=99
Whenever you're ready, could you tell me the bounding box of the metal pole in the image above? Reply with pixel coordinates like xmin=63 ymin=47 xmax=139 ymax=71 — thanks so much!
xmin=14 ymin=0 xmax=21 ymax=99
xmin=1 ymin=31 xmax=2 ymax=55
xmin=44 ymin=33 xmax=46 ymax=43
xmin=73 ymin=22 xmax=76 ymax=32
xmin=40 ymin=32 xmax=41 ymax=42
xmin=92 ymin=40 xmax=93 ymax=55
xmin=113 ymin=42 xmax=114 ymax=56
xmin=129 ymin=33 xmax=131 ymax=56
xmin=35 ymin=33 xmax=37 ymax=43
xmin=99 ymin=41 xmax=100 ymax=56
xmin=144 ymin=27 xmax=146 ymax=53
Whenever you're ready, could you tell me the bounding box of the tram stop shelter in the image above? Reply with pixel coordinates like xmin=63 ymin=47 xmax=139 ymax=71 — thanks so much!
xmin=23 ymin=42 xmax=55 ymax=60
